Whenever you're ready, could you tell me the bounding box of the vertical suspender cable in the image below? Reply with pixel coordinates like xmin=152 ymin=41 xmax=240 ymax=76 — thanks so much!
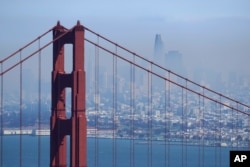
xmin=147 ymin=63 xmax=152 ymax=167
xmin=112 ymin=46 xmax=117 ymax=167
xmin=247 ymin=109 xmax=250 ymax=149
xmin=231 ymin=107 xmax=234 ymax=149
xmin=130 ymin=55 xmax=135 ymax=167
xmin=198 ymin=94 xmax=201 ymax=167
xmin=147 ymin=67 xmax=150 ymax=167
xmin=147 ymin=66 xmax=150 ymax=167
xmin=181 ymin=87 xmax=184 ymax=167
xmin=129 ymin=61 xmax=131 ymax=166
xmin=185 ymin=80 xmax=187 ymax=167
xmin=168 ymin=71 xmax=170 ymax=167
xmin=94 ymin=36 xmax=99 ymax=167
xmin=38 ymin=38 xmax=41 ymax=167
xmin=164 ymin=74 xmax=167 ymax=167
xmin=199 ymin=88 xmax=205 ymax=167
xmin=236 ymin=102 xmax=239 ymax=150
xmin=219 ymin=95 xmax=222 ymax=167
xmin=133 ymin=55 xmax=135 ymax=167
xmin=130 ymin=62 xmax=132 ymax=167
xmin=164 ymin=71 xmax=170 ymax=167
xmin=214 ymin=101 xmax=217 ymax=166
xmin=248 ymin=109 xmax=250 ymax=148
xmin=202 ymin=88 xmax=205 ymax=167
xmin=19 ymin=51 xmax=23 ymax=167
xmin=0 ymin=63 xmax=3 ymax=167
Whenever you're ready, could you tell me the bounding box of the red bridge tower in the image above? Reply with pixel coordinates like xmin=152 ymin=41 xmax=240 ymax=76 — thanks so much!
xmin=50 ymin=21 xmax=87 ymax=167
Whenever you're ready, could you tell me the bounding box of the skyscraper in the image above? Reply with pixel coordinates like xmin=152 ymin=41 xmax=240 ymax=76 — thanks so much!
xmin=165 ymin=50 xmax=185 ymax=75
xmin=154 ymin=34 xmax=164 ymax=64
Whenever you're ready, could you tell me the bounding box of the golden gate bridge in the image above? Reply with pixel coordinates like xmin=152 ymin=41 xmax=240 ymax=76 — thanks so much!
xmin=0 ymin=21 xmax=249 ymax=167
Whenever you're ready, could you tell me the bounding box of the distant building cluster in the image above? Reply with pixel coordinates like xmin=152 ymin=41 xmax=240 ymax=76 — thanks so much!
xmin=1 ymin=32 xmax=249 ymax=149
xmin=153 ymin=34 xmax=185 ymax=75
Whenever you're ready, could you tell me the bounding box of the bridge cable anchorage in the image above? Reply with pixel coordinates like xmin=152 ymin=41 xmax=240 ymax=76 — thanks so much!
xmin=84 ymin=38 xmax=250 ymax=116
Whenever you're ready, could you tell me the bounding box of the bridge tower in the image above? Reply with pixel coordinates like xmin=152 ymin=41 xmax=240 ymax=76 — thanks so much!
xmin=50 ymin=21 xmax=87 ymax=167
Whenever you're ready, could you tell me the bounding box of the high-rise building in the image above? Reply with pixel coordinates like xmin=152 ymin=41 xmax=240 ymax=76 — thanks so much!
xmin=154 ymin=34 xmax=164 ymax=64
xmin=165 ymin=50 xmax=185 ymax=75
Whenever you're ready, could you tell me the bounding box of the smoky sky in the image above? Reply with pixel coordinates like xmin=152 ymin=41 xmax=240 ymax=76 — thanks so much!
xmin=1 ymin=0 xmax=250 ymax=78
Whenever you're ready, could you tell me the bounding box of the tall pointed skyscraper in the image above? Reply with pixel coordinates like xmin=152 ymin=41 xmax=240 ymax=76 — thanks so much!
xmin=154 ymin=34 xmax=164 ymax=64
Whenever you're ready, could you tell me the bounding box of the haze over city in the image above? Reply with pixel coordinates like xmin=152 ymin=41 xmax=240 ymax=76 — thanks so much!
xmin=1 ymin=0 xmax=250 ymax=80
xmin=1 ymin=1 xmax=250 ymax=166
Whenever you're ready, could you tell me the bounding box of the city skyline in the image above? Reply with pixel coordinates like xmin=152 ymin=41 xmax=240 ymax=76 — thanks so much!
xmin=1 ymin=1 xmax=250 ymax=78
xmin=1 ymin=2 xmax=250 ymax=166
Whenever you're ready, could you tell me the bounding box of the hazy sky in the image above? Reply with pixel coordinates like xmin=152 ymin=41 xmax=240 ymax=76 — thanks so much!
xmin=1 ymin=0 xmax=250 ymax=77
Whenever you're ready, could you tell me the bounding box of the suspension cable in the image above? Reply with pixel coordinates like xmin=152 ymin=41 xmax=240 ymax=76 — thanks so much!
xmin=219 ymin=95 xmax=222 ymax=167
xmin=147 ymin=63 xmax=153 ymax=167
xmin=129 ymin=58 xmax=135 ymax=167
xmin=133 ymin=57 xmax=135 ymax=167
xmin=0 ymin=28 xmax=53 ymax=64
xmin=112 ymin=45 xmax=117 ymax=167
xmin=184 ymin=80 xmax=188 ymax=167
xmin=83 ymin=28 xmax=250 ymax=110
xmin=198 ymin=94 xmax=201 ymax=167
xmin=202 ymin=88 xmax=205 ymax=167
xmin=38 ymin=37 xmax=42 ymax=167
xmin=84 ymin=38 xmax=250 ymax=116
xmin=19 ymin=50 xmax=23 ymax=167
xmin=94 ymin=35 xmax=100 ymax=167
xmin=168 ymin=71 xmax=171 ymax=167
xmin=0 ymin=25 xmax=75 ymax=76
xmin=0 ymin=63 xmax=3 ymax=167
xmin=164 ymin=73 xmax=168 ymax=167
xmin=181 ymin=87 xmax=184 ymax=167
xmin=214 ymin=101 xmax=218 ymax=166
xmin=236 ymin=102 xmax=239 ymax=150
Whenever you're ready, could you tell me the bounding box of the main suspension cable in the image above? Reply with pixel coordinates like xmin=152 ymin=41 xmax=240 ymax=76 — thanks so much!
xmin=84 ymin=38 xmax=250 ymax=116
xmin=0 ymin=28 xmax=53 ymax=64
xmin=83 ymin=28 xmax=250 ymax=111
xmin=0 ymin=26 xmax=75 ymax=76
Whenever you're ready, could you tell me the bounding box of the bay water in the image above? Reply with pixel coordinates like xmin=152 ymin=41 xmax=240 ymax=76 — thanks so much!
xmin=0 ymin=135 xmax=241 ymax=166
